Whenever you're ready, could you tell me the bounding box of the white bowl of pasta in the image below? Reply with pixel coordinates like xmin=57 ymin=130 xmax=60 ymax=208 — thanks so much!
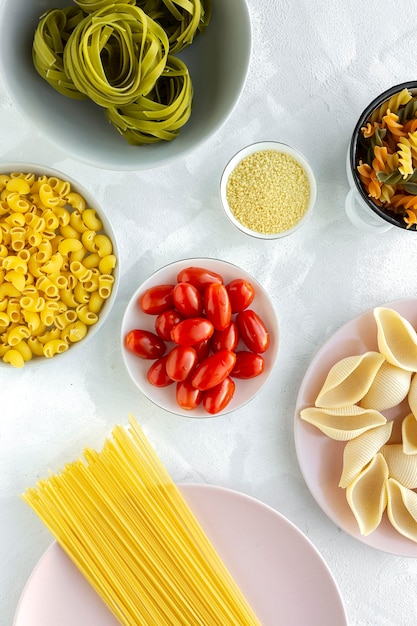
xmin=347 ymin=81 xmax=417 ymax=232
xmin=0 ymin=163 xmax=119 ymax=368
xmin=0 ymin=0 xmax=252 ymax=171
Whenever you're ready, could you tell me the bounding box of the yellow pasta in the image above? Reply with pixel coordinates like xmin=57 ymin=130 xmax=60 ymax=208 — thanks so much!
xmin=0 ymin=170 xmax=117 ymax=366
xmin=22 ymin=415 xmax=261 ymax=626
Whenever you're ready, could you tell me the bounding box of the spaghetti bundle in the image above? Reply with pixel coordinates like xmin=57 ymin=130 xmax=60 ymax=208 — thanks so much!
xmin=22 ymin=415 xmax=261 ymax=625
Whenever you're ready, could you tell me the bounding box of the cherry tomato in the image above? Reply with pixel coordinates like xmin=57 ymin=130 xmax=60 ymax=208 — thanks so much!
xmin=191 ymin=349 xmax=236 ymax=390
xmin=177 ymin=266 xmax=223 ymax=291
xmin=147 ymin=356 xmax=174 ymax=387
xmin=212 ymin=321 xmax=239 ymax=352
xmin=176 ymin=379 xmax=203 ymax=411
xmin=231 ymin=351 xmax=265 ymax=379
xmin=125 ymin=329 xmax=166 ymax=359
xmin=155 ymin=309 xmax=184 ymax=341
xmin=236 ymin=309 xmax=270 ymax=353
xmin=204 ymin=283 xmax=232 ymax=331
xmin=194 ymin=338 xmax=211 ymax=362
xmin=226 ymin=278 xmax=255 ymax=313
xmin=139 ymin=284 xmax=174 ymax=315
xmin=173 ymin=282 xmax=203 ymax=317
xmin=171 ymin=317 xmax=214 ymax=346
xmin=165 ymin=345 xmax=197 ymax=382
xmin=202 ymin=377 xmax=235 ymax=414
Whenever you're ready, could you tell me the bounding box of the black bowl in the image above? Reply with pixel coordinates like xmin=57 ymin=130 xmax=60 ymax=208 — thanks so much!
xmin=349 ymin=81 xmax=417 ymax=231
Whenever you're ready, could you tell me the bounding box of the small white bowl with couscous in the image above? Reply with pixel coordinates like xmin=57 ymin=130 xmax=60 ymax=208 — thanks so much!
xmin=220 ymin=141 xmax=317 ymax=239
xmin=0 ymin=163 xmax=119 ymax=368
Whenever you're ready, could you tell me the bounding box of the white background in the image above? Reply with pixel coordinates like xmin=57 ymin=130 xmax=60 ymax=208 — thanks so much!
xmin=3 ymin=0 xmax=417 ymax=624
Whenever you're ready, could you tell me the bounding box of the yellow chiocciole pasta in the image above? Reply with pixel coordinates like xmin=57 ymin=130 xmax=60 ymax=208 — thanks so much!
xmin=22 ymin=415 xmax=261 ymax=626
xmin=0 ymin=171 xmax=117 ymax=367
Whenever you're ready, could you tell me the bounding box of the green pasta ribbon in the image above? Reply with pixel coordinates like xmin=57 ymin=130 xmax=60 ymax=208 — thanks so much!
xmin=63 ymin=4 xmax=169 ymax=107
xmin=32 ymin=7 xmax=87 ymax=99
xmin=105 ymin=55 xmax=193 ymax=144
xmin=32 ymin=0 xmax=212 ymax=144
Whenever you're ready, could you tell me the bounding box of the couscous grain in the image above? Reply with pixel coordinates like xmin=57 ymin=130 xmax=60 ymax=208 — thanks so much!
xmin=225 ymin=149 xmax=311 ymax=234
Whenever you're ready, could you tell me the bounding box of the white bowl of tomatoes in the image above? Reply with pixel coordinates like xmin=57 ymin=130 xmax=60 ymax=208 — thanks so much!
xmin=121 ymin=258 xmax=279 ymax=418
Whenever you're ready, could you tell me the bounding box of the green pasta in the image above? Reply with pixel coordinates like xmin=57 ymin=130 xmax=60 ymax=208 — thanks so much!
xmin=73 ymin=0 xmax=135 ymax=13
xmin=63 ymin=4 xmax=169 ymax=107
xmin=32 ymin=0 xmax=212 ymax=144
xmin=105 ymin=55 xmax=193 ymax=144
xmin=32 ymin=7 xmax=87 ymax=99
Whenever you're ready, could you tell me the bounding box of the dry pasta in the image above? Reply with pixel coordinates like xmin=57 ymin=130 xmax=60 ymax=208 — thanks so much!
xmin=22 ymin=414 xmax=261 ymax=626
xmin=299 ymin=307 xmax=417 ymax=543
xmin=0 ymin=170 xmax=117 ymax=367
xmin=356 ymin=88 xmax=417 ymax=228
xmin=32 ymin=0 xmax=211 ymax=145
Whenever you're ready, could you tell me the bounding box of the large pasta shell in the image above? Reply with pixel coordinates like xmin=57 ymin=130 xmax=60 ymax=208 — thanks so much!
xmin=339 ymin=421 xmax=393 ymax=488
xmin=346 ymin=452 xmax=389 ymax=536
xmin=381 ymin=443 xmax=417 ymax=488
xmin=402 ymin=412 xmax=417 ymax=455
xmin=386 ymin=478 xmax=417 ymax=543
xmin=300 ymin=406 xmax=387 ymax=441
xmin=360 ymin=362 xmax=412 ymax=411
xmin=374 ymin=307 xmax=417 ymax=371
xmin=407 ymin=374 xmax=417 ymax=417
xmin=315 ymin=351 xmax=385 ymax=408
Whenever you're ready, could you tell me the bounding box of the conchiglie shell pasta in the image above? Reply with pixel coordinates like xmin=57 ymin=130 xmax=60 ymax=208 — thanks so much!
xmin=407 ymin=374 xmax=417 ymax=417
xmin=315 ymin=352 xmax=385 ymax=409
xmin=381 ymin=444 xmax=417 ymax=488
xmin=402 ymin=413 xmax=417 ymax=455
xmin=339 ymin=421 xmax=393 ymax=488
xmin=374 ymin=307 xmax=417 ymax=371
xmin=360 ymin=362 xmax=412 ymax=411
xmin=346 ymin=452 xmax=389 ymax=536
xmin=386 ymin=478 xmax=417 ymax=543
xmin=300 ymin=406 xmax=387 ymax=441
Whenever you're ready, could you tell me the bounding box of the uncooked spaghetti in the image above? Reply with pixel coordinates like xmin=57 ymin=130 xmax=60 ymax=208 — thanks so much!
xmin=22 ymin=415 xmax=261 ymax=625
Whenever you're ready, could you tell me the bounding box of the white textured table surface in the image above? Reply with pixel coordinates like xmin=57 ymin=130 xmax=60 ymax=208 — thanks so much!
xmin=3 ymin=1 xmax=417 ymax=624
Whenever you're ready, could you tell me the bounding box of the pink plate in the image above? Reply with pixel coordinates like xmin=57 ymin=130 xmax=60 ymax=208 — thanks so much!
xmin=14 ymin=483 xmax=347 ymax=626
xmin=294 ymin=299 xmax=417 ymax=557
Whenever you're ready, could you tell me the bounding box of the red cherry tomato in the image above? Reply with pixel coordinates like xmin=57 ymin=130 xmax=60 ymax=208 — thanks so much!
xmin=231 ymin=351 xmax=265 ymax=379
xmin=173 ymin=282 xmax=203 ymax=317
xmin=171 ymin=317 xmax=214 ymax=346
xmin=195 ymin=338 xmax=211 ymax=362
xmin=147 ymin=356 xmax=174 ymax=387
xmin=177 ymin=266 xmax=223 ymax=291
xmin=139 ymin=284 xmax=174 ymax=315
xmin=236 ymin=309 xmax=270 ymax=353
xmin=212 ymin=321 xmax=239 ymax=352
xmin=165 ymin=345 xmax=197 ymax=382
xmin=176 ymin=379 xmax=203 ymax=411
xmin=226 ymin=279 xmax=255 ymax=313
xmin=155 ymin=309 xmax=184 ymax=341
xmin=191 ymin=349 xmax=236 ymax=391
xmin=202 ymin=377 xmax=235 ymax=414
xmin=125 ymin=329 xmax=166 ymax=359
xmin=204 ymin=283 xmax=232 ymax=331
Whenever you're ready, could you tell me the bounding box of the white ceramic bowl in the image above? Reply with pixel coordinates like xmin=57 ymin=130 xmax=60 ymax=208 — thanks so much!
xmin=0 ymin=0 xmax=251 ymax=171
xmin=220 ymin=141 xmax=317 ymax=239
xmin=121 ymin=258 xmax=279 ymax=418
xmin=0 ymin=163 xmax=119 ymax=367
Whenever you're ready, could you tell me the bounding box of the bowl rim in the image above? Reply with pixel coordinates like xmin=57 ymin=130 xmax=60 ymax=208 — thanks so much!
xmin=120 ymin=256 xmax=280 ymax=418
xmin=220 ymin=141 xmax=317 ymax=240
xmin=0 ymin=162 xmax=119 ymax=367
xmin=349 ymin=80 xmax=417 ymax=231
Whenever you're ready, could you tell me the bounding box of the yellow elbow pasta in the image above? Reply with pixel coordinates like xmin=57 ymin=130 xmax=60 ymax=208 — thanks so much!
xmin=0 ymin=169 xmax=117 ymax=366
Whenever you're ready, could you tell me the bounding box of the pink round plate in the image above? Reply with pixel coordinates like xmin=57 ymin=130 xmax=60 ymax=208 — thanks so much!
xmin=294 ymin=299 xmax=417 ymax=557
xmin=14 ymin=483 xmax=347 ymax=625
